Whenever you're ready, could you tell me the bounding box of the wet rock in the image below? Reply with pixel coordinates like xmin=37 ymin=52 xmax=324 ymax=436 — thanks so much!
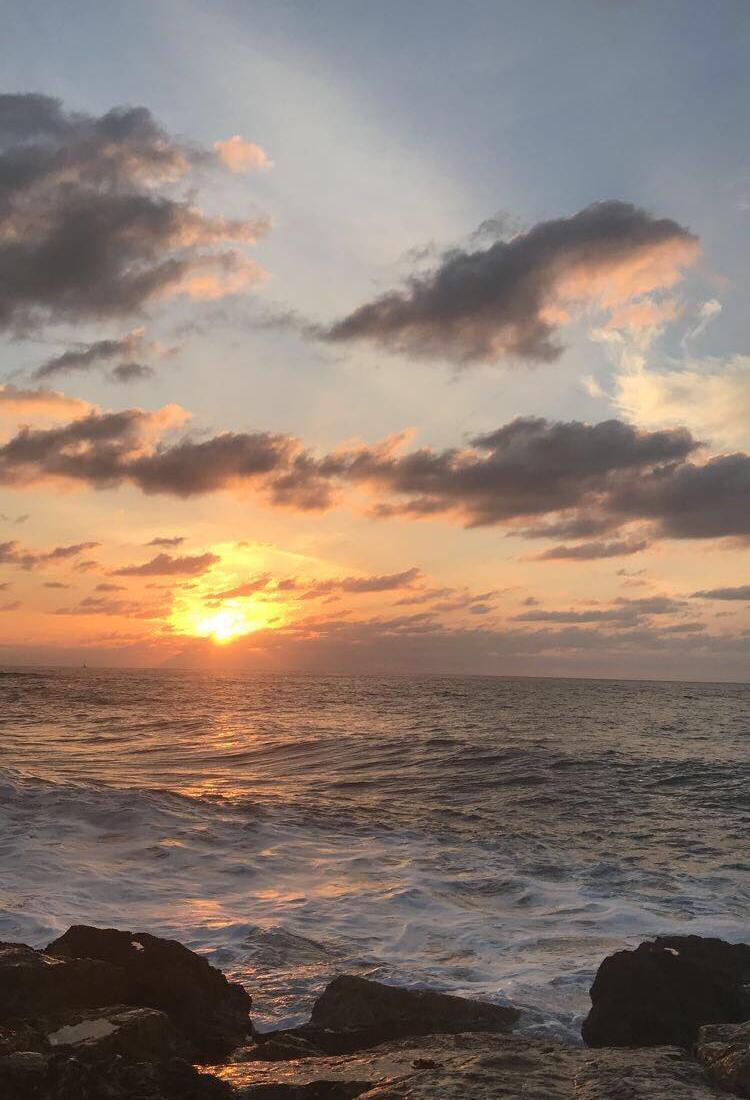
xmin=217 ymin=1033 xmax=735 ymax=1099
xmin=696 ymin=1019 xmax=750 ymax=1098
xmin=46 ymin=924 xmax=253 ymax=1060
xmin=255 ymin=975 xmax=518 ymax=1056
xmin=582 ymin=935 xmax=750 ymax=1048
xmin=574 ymin=1046 xmax=728 ymax=1099
xmin=212 ymin=1033 xmax=580 ymax=1100
xmin=0 ymin=1051 xmax=235 ymax=1099
xmin=242 ymin=1085 xmax=371 ymax=1099
xmin=0 ymin=941 xmax=125 ymax=1022
xmin=45 ymin=1005 xmax=181 ymax=1063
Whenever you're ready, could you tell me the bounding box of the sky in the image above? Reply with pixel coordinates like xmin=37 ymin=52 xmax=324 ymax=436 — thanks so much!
xmin=0 ymin=0 xmax=749 ymax=679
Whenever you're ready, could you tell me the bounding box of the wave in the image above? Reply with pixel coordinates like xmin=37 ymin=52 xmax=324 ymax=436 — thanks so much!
xmin=0 ymin=765 xmax=746 ymax=1039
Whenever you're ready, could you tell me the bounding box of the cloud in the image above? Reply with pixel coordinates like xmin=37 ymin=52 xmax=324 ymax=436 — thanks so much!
xmin=214 ymin=136 xmax=272 ymax=172
xmin=510 ymin=607 xmax=637 ymax=624
xmin=355 ymin=416 xmax=695 ymax=528
xmin=147 ymin=536 xmax=185 ymax=548
xmin=692 ymin=585 xmax=750 ymax=601
xmin=52 ymin=595 xmax=168 ymax=618
xmin=532 ymin=538 xmax=649 ymax=560
xmin=211 ymin=574 xmax=272 ymax=599
xmin=0 ymin=538 xmax=98 ymax=570
xmin=0 ymin=404 xmax=748 ymax=546
xmin=34 ymin=330 xmax=147 ymax=380
xmin=607 ymin=452 xmax=750 ymax=539
xmin=613 ymin=354 xmax=750 ymax=451
xmin=109 ymin=362 xmax=155 ymax=383
xmin=0 ymin=600 xmax=21 ymax=611
xmin=306 ymin=566 xmax=423 ymax=596
xmin=325 ymin=201 xmax=698 ymax=364
xmin=112 ymin=551 xmax=220 ymax=576
xmin=0 ymin=384 xmax=93 ymax=421
xmin=615 ymin=595 xmax=686 ymax=614
xmin=0 ymin=93 xmax=269 ymax=332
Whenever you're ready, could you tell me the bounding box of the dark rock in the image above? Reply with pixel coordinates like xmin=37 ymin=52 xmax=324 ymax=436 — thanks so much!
xmin=696 ymin=1019 xmax=750 ymax=1098
xmin=0 ymin=942 xmax=125 ymax=1023
xmin=253 ymin=975 xmax=518 ymax=1057
xmin=46 ymin=924 xmax=253 ymax=1060
xmin=211 ymin=1032 xmax=735 ymax=1099
xmin=310 ymin=975 xmax=519 ymax=1034
xmin=575 ymin=1046 xmax=728 ymax=1100
xmin=0 ymin=1051 xmax=235 ymax=1100
xmin=44 ymin=1005 xmax=181 ymax=1063
xmin=241 ymin=1085 xmax=371 ymax=1099
xmin=582 ymin=935 xmax=750 ymax=1048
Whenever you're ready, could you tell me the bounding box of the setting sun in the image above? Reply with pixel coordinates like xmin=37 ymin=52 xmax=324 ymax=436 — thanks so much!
xmin=171 ymin=599 xmax=279 ymax=645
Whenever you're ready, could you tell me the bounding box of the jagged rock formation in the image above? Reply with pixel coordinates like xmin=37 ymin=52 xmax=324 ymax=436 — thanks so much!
xmin=2 ymin=928 xmax=749 ymax=1099
xmin=582 ymin=936 xmax=750 ymax=1048
xmin=46 ymin=924 xmax=254 ymax=1060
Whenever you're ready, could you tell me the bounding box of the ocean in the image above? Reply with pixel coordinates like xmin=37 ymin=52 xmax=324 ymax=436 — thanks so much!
xmin=0 ymin=668 xmax=747 ymax=1041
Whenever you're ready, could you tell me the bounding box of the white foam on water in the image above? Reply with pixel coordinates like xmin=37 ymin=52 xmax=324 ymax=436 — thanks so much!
xmin=0 ymin=767 xmax=746 ymax=1041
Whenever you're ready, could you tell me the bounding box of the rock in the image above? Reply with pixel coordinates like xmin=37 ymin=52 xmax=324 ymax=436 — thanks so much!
xmin=46 ymin=924 xmax=253 ymax=1060
xmin=45 ymin=1005 xmax=181 ymax=1063
xmin=574 ymin=1046 xmax=728 ymax=1099
xmin=242 ymin=1085 xmax=371 ymax=1099
xmin=0 ymin=1051 xmax=235 ymax=1099
xmin=253 ymin=975 xmax=518 ymax=1057
xmin=582 ymin=935 xmax=750 ymax=1048
xmin=200 ymin=1030 xmax=742 ymax=1100
xmin=696 ymin=1019 xmax=750 ymax=1098
xmin=0 ymin=941 xmax=125 ymax=1022
xmin=210 ymin=1033 xmax=579 ymax=1099
xmin=310 ymin=975 xmax=519 ymax=1035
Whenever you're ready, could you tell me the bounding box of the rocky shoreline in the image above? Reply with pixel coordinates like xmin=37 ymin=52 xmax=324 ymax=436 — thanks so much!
xmin=1 ymin=926 xmax=749 ymax=1098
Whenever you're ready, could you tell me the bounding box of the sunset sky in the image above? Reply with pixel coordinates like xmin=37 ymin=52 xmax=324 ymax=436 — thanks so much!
xmin=1 ymin=0 xmax=749 ymax=679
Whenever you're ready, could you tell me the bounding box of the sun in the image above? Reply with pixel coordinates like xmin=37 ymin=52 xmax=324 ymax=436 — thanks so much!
xmin=194 ymin=607 xmax=254 ymax=644
xmin=171 ymin=597 xmax=279 ymax=645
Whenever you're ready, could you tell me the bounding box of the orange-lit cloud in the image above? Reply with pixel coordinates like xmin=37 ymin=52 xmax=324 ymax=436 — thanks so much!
xmin=0 ymin=384 xmax=94 ymax=421
xmin=214 ymin=136 xmax=272 ymax=173
xmin=325 ymin=202 xmax=699 ymax=364
xmin=0 ymin=93 xmax=272 ymax=332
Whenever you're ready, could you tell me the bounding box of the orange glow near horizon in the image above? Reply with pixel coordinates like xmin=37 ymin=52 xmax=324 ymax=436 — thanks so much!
xmin=170 ymin=596 xmax=280 ymax=645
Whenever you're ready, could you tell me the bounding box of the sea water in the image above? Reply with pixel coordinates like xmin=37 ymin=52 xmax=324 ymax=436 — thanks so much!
xmin=0 ymin=668 xmax=747 ymax=1040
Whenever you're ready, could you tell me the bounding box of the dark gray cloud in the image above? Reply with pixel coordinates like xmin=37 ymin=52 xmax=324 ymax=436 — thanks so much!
xmin=73 ymin=559 xmax=99 ymax=573
xmin=616 ymin=595 xmax=687 ymax=615
xmin=147 ymin=535 xmax=185 ymax=548
xmin=509 ymin=595 xmax=684 ymax=624
xmin=0 ymin=93 xmax=267 ymax=332
xmin=52 ymin=594 xmax=168 ymax=618
xmin=325 ymin=202 xmax=697 ymax=363
xmin=533 ymin=538 xmax=650 ymax=560
xmin=357 ymin=417 xmax=694 ymax=528
xmin=510 ymin=607 xmax=638 ymax=624
xmin=0 ymin=406 xmax=748 ymax=547
xmin=34 ymin=332 xmax=146 ymax=380
xmin=305 ymin=567 xmax=423 ymax=596
xmin=112 ymin=551 xmax=220 ymax=577
xmin=692 ymin=585 xmax=750 ymax=600
xmin=0 ymin=538 xmax=98 ymax=570
xmin=109 ymin=362 xmax=155 ymax=383
xmin=609 ymin=454 xmax=750 ymax=539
